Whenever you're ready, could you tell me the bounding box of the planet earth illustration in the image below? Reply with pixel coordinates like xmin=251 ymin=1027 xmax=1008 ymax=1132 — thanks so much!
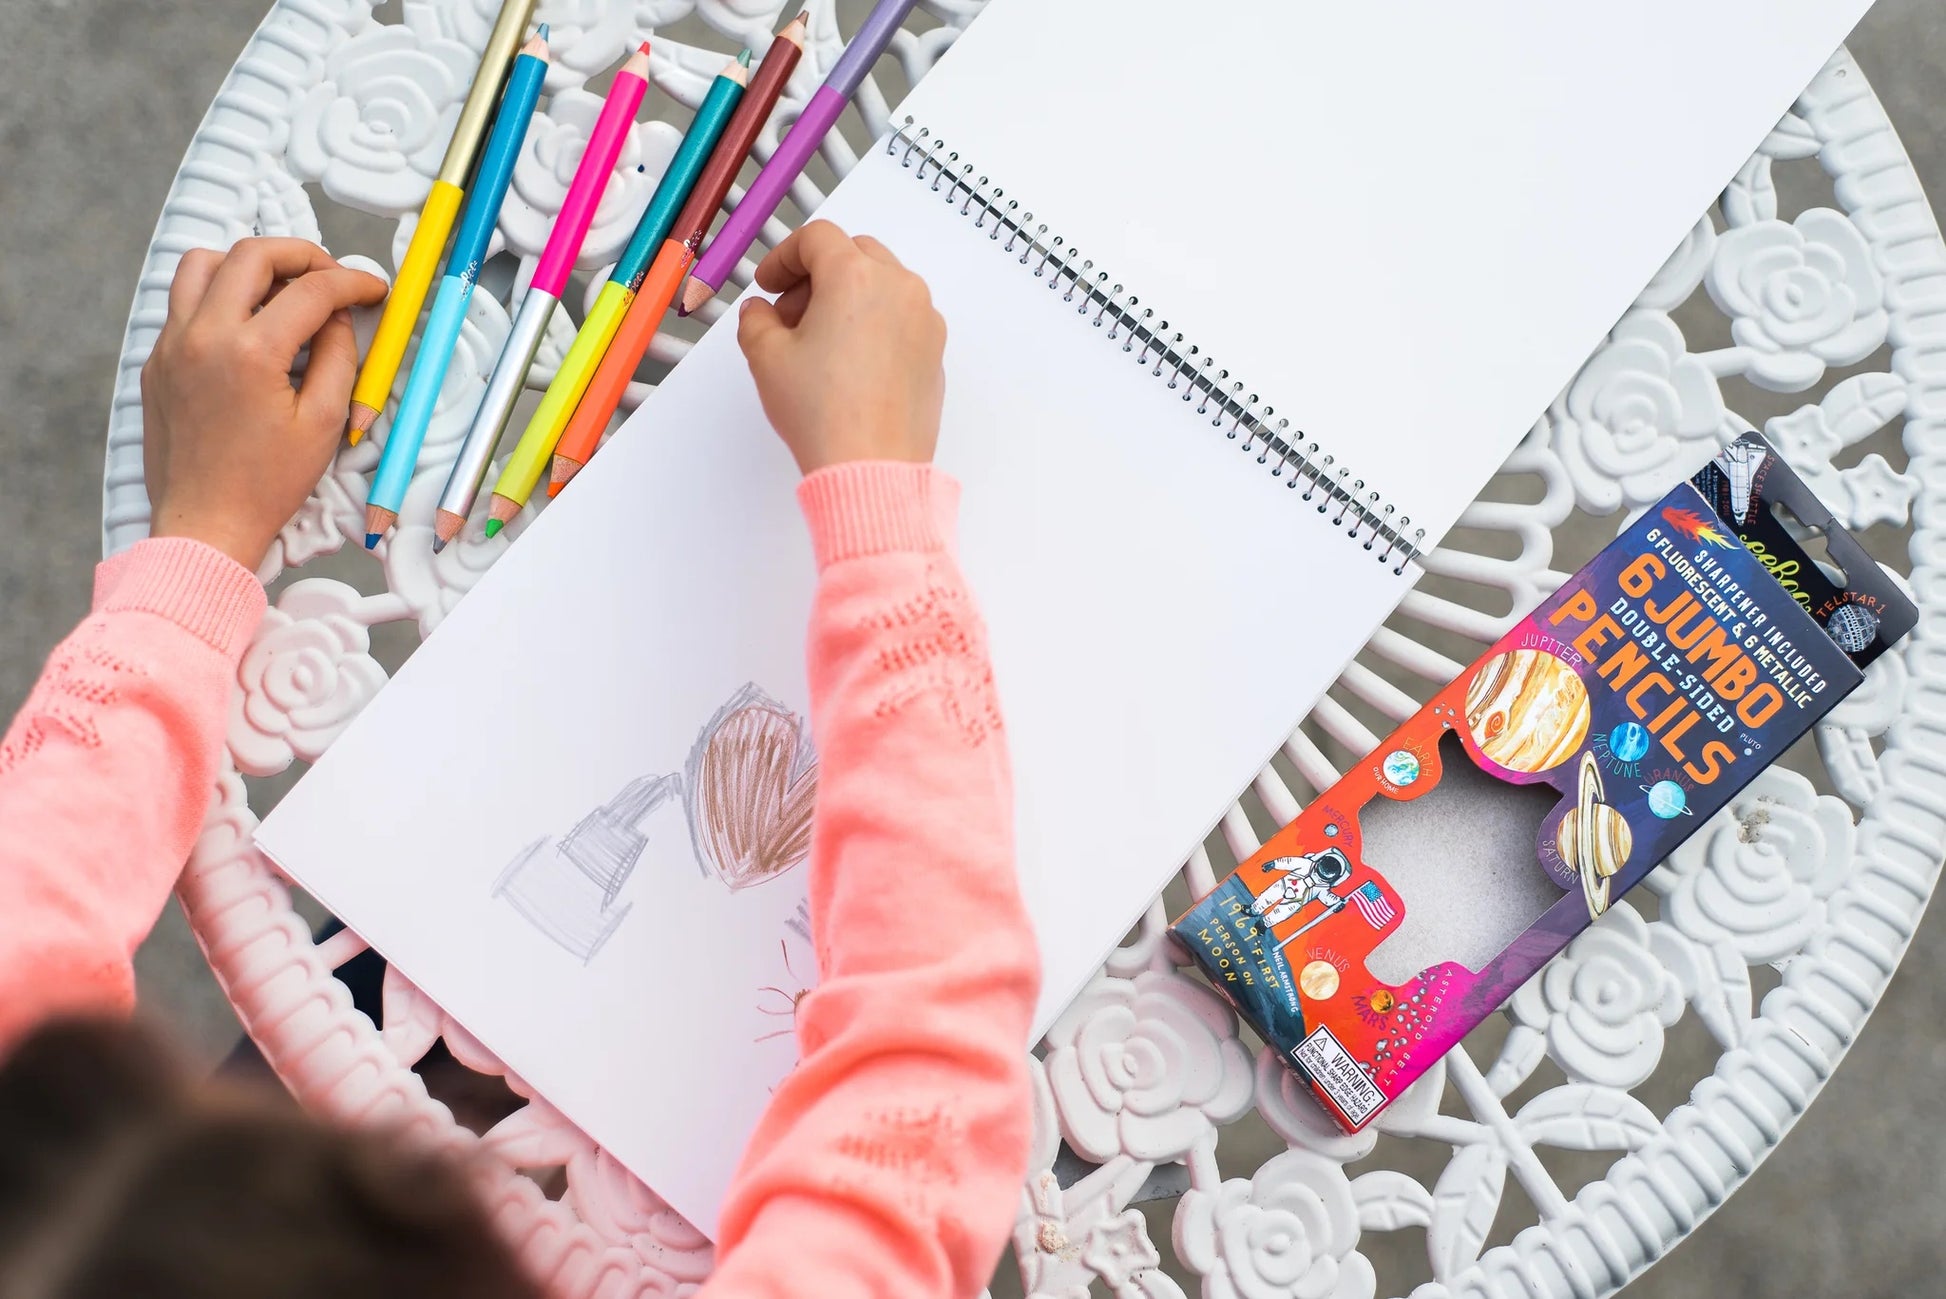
xmin=1643 ymin=779 xmax=1691 ymax=819
xmin=1382 ymin=749 xmax=1421 ymax=786
xmin=1607 ymin=721 xmax=1650 ymax=764
xmin=1463 ymin=649 xmax=1591 ymax=774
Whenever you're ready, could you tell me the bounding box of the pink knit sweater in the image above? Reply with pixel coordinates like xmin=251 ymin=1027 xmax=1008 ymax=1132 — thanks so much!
xmin=0 ymin=462 xmax=1039 ymax=1299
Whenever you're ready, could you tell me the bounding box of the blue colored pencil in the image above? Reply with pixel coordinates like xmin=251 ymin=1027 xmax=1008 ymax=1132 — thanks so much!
xmin=365 ymin=26 xmax=551 ymax=548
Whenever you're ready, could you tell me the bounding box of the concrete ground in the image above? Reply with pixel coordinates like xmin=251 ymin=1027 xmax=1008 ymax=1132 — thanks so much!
xmin=2 ymin=2 xmax=1943 ymax=1295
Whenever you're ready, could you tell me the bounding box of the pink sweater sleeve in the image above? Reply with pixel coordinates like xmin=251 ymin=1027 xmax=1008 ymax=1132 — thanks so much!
xmin=0 ymin=538 xmax=264 ymax=1053
xmin=703 ymin=462 xmax=1041 ymax=1299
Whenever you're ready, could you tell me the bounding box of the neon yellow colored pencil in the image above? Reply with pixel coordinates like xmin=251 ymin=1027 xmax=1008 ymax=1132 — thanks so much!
xmin=484 ymin=281 xmax=634 ymax=528
xmin=347 ymin=0 xmax=538 ymax=442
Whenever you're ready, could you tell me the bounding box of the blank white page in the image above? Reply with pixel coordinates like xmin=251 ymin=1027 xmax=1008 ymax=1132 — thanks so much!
xmin=898 ymin=0 xmax=1873 ymax=543
xmin=259 ymin=146 xmax=1410 ymax=1235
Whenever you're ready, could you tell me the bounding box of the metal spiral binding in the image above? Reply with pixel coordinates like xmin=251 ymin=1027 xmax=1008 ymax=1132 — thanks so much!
xmin=890 ymin=120 xmax=1425 ymax=572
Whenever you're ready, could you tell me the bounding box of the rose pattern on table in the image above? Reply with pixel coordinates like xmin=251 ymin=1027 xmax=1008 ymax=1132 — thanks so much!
xmin=528 ymin=0 xmax=695 ymax=89
xmin=1081 ymin=1210 xmax=1168 ymax=1295
xmin=499 ymin=89 xmax=678 ymax=270
xmin=1506 ymin=902 xmax=1683 ymax=1089
xmin=1648 ymin=767 xmax=1857 ymax=965
xmin=1043 ymin=971 xmax=1253 ymax=1163
xmin=228 ymin=579 xmax=388 ymax=774
xmin=1817 ymin=639 xmax=1910 ymax=807
xmin=386 ymin=495 xmax=532 ymax=637
xmin=1707 ymin=208 xmax=1889 ymax=392
xmin=288 ymin=20 xmax=480 ymax=213
xmin=1176 ymin=1150 xmax=1372 ymax=1299
xmin=1551 ymin=310 xmax=1727 ymax=512
xmin=1633 ymin=216 xmax=1717 ymax=312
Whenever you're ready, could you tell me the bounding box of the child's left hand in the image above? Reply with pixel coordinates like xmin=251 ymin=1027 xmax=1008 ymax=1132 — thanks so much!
xmin=140 ymin=238 xmax=387 ymax=569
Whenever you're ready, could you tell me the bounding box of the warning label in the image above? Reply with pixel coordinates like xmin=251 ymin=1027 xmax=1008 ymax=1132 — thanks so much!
xmin=1292 ymin=1026 xmax=1384 ymax=1126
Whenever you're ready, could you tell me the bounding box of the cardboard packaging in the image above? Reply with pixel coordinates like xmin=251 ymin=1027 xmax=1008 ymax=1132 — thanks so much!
xmin=1171 ymin=433 xmax=1915 ymax=1131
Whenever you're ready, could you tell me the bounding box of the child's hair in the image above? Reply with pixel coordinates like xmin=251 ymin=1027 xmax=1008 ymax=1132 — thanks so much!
xmin=0 ymin=1019 xmax=541 ymax=1299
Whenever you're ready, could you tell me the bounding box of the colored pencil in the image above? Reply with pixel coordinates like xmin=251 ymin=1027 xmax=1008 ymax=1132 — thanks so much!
xmin=679 ymin=0 xmax=915 ymax=315
xmin=363 ymin=29 xmax=549 ymax=548
xmin=483 ymin=50 xmax=752 ymax=537
xmin=431 ymin=42 xmax=652 ymax=552
xmin=348 ymin=0 xmax=538 ymax=442
xmin=548 ymin=13 xmax=808 ymax=494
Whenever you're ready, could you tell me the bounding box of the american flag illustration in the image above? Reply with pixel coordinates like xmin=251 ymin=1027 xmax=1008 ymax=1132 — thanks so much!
xmin=1352 ymin=881 xmax=1396 ymax=928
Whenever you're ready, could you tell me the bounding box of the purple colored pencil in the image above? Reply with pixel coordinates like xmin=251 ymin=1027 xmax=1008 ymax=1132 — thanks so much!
xmin=678 ymin=0 xmax=918 ymax=314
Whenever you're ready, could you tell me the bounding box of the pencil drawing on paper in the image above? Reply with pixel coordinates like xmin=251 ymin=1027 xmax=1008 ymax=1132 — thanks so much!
xmin=755 ymin=900 xmax=814 ymax=1044
xmin=493 ymin=684 xmax=820 ymax=962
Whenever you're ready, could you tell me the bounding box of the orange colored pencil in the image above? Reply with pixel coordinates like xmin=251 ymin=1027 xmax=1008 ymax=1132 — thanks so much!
xmin=548 ymin=11 xmax=806 ymax=494
xmin=547 ymin=239 xmax=691 ymax=494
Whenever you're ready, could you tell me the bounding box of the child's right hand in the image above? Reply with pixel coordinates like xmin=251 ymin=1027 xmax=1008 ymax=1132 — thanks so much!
xmin=735 ymin=221 xmax=946 ymax=475
xmin=141 ymin=238 xmax=387 ymax=569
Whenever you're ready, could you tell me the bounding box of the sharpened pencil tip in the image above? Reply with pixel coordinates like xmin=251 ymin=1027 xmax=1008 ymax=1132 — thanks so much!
xmin=364 ymin=533 xmax=381 ymax=550
xmin=639 ymin=40 xmax=651 ymax=54
xmin=739 ymin=48 xmax=752 ymax=66
xmin=537 ymin=22 xmax=549 ymax=39
xmin=484 ymin=519 xmax=503 ymax=539
xmin=431 ymin=537 xmax=447 ymax=555
xmin=678 ymin=276 xmax=714 ymax=316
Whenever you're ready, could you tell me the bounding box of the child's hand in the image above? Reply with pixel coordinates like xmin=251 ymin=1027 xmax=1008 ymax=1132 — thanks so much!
xmin=140 ymin=239 xmax=387 ymax=569
xmin=736 ymin=221 xmax=945 ymax=475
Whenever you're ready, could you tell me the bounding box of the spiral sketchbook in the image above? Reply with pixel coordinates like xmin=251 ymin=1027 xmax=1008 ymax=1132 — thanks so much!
xmin=258 ymin=0 xmax=1875 ymax=1235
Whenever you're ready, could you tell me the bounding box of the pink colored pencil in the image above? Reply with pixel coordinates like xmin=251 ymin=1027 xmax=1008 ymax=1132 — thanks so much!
xmin=432 ymin=42 xmax=652 ymax=549
xmin=534 ymin=42 xmax=653 ymax=295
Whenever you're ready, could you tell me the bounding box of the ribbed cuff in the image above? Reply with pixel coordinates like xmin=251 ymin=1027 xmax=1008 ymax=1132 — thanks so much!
xmin=93 ymin=538 xmax=268 ymax=658
xmin=796 ymin=461 xmax=959 ymax=570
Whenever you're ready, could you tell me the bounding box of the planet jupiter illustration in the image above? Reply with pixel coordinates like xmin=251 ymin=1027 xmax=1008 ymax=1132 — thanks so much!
xmin=1463 ymin=649 xmax=1591 ymax=773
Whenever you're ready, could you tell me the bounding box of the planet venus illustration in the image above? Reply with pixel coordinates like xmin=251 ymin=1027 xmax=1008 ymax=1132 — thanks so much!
xmin=1300 ymin=961 xmax=1342 ymax=1000
xmin=1463 ymin=649 xmax=1591 ymax=773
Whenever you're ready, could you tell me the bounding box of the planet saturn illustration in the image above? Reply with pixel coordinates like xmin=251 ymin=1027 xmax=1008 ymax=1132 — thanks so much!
xmin=1463 ymin=649 xmax=1591 ymax=774
xmin=1557 ymin=751 xmax=1632 ymax=918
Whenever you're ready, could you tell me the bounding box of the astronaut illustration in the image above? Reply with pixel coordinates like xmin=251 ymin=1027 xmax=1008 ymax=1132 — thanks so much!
xmin=1250 ymin=846 xmax=1354 ymax=931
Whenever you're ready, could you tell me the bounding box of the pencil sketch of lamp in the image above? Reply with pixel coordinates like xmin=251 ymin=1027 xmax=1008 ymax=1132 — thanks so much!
xmin=493 ymin=772 xmax=678 ymax=963
xmin=492 ymin=683 xmax=819 ymax=962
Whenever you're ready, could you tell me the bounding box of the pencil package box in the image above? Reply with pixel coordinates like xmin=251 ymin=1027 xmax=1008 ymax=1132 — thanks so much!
xmin=1170 ymin=432 xmax=1914 ymax=1132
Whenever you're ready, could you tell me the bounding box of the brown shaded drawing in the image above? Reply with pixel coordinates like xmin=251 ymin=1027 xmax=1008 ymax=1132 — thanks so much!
xmin=684 ymin=685 xmax=819 ymax=893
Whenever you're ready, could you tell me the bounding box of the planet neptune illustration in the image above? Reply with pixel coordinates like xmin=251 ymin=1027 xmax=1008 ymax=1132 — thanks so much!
xmin=1644 ymin=780 xmax=1690 ymax=819
xmin=1607 ymin=722 xmax=1650 ymax=764
xmin=1383 ymin=749 xmax=1421 ymax=786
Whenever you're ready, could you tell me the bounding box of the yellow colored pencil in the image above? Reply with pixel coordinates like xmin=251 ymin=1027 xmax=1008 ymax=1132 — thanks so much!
xmin=347 ymin=0 xmax=538 ymax=442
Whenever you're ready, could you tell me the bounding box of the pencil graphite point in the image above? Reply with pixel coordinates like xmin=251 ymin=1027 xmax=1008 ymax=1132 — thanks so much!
xmin=739 ymin=48 xmax=752 ymax=66
xmin=483 ymin=519 xmax=503 ymax=539
xmin=363 ymin=504 xmax=397 ymax=550
xmin=486 ymin=493 xmax=522 ymax=536
xmin=434 ymin=508 xmax=466 ymax=549
xmin=348 ymin=402 xmax=379 ymax=442
xmin=549 ymin=454 xmax=583 ymax=495
xmin=678 ymin=275 xmax=714 ymax=317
